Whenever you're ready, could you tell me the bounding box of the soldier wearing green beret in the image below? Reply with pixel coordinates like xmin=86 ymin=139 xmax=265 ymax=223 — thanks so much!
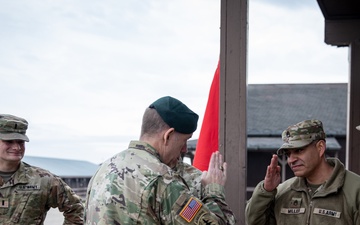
xmin=0 ymin=114 xmax=84 ymax=224
xmin=246 ymin=119 xmax=360 ymax=225
xmin=85 ymin=96 xmax=236 ymax=224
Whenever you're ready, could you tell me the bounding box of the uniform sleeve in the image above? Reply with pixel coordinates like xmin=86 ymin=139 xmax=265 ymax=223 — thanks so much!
xmin=245 ymin=181 xmax=276 ymax=225
xmin=202 ymin=183 xmax=236 ymax=225
xmin=158 ymin=176 xmax=235 ymax=225
xmin=46 ymin=176 xmax=84 ymax=225
xmin=176 ymin=162 xmax=236 ymax=225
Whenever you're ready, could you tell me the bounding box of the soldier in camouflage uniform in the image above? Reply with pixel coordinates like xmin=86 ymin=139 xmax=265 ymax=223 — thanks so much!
xmin=0 ymin=114 xmax=84 ymax=225
xmin=85 ymin=96 xmax=236 ymax=224
xmin=246 ymin=119 xmax=360 ymax=225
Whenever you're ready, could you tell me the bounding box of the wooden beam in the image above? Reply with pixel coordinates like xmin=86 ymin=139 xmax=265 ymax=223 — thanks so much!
xmin=325 ymin=20 xmax=360 ymax=46
xmin=220 ymin=0 xmax=248 ymax=223
xmin=346 ymin=40 xmax=360 ymax=174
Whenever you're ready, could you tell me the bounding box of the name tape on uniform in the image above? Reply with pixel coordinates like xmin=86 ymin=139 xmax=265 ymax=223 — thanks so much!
xmin=313 ymin=208 xmax=341 ymax=218
xmin=280 ymin=208 xmax=306 ymax=214
xmin=16 ymin=185 xmax=40 ymax=191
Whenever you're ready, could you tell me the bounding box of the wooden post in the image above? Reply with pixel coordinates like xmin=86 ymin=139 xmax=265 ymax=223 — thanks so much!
xmin=220 ymin=0 xmax=248 ymax=223
xmin=346 ymin=40 xmax=360 ymax=174
xmin=323 ymin=19 xmax=360 ymax=174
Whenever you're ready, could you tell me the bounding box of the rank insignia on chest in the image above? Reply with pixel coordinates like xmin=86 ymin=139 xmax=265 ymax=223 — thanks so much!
xmin=0 ymin=198 xmax=9 ymax=208
xmin=179 ymin=197 xmax=202 ymax=222
xmin=289 ymin=197 xmax=302 ymax=208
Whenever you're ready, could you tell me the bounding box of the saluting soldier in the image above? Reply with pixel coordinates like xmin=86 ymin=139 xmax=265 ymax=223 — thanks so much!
xmin=246 ymin=119 xmax=360 ymax=225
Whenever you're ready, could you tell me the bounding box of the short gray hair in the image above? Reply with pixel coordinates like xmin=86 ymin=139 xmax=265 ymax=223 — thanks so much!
xmin=140 ymin=108 xmax=169 ymax=137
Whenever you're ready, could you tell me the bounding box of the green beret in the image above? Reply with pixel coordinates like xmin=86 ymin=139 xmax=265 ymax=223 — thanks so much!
xmin=149 ymin=96 xmax=199 ymax=134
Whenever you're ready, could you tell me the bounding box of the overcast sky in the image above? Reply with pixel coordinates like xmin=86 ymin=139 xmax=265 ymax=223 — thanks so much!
xmin=1 ymin=0 xmax=348 ymax=164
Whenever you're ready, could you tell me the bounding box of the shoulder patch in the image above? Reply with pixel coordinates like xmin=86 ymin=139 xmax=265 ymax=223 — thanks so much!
xmin=179 ymin=197 xmax=202 ymax=222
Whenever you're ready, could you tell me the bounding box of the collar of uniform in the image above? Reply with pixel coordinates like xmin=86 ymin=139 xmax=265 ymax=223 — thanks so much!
xmin=0 ymin=162 xmax=28 ymax=187
xmin=319 ymin=158 xmax=345 ymax=195
xmin=13 ymin=162 xmax=29 ymax=184
xmin=128 ymin=140 xmax=160 ymax=159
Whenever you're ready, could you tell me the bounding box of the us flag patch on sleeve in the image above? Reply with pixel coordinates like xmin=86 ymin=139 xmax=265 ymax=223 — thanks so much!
xmin=179 ymin=197 xmax=202 ymax=222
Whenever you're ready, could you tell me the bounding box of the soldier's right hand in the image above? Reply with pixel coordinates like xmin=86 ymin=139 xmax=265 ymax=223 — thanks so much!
xmin=263 ymin=154 xmax=281 ymax=192
xmin=201 ymin=151 xmax=227 ymax=186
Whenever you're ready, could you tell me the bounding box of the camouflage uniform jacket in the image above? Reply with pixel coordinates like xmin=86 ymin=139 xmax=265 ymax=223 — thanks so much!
xmin=85 ymin=141 xmax=234 ymax=224
xmin=0 ymin=162 xmax=84 ymax=225
xmin=245 ymin=158 xmax=360 ymax=225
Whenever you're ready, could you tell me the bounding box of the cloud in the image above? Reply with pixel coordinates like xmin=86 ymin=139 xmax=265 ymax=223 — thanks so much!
xmin=0 ymin=0 xmax=220 ymax=163
xmin=0 ymin=0 xmax=348 ymax=164
xmin=248 ymin=0 xmax=348 ymax=84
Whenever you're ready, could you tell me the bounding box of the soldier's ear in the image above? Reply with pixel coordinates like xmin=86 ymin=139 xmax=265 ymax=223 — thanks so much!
xmin=316 ymin=140 xmax=326 ymax=156
xmin=163 ymin=128 xmax=175 ymax=145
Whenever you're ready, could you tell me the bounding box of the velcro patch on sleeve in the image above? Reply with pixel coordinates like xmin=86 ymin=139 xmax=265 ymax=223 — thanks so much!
xmin=179 ymin=197 xmax=202 ymax=222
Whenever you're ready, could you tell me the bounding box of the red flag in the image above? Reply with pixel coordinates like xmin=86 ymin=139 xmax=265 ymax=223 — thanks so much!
xmin=192 ymin=61 xmax=219 ymax=171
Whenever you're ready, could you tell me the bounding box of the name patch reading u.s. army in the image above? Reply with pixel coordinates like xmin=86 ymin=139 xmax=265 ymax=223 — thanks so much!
xmin=17 ymin=184 xmax=40 ymax=191
xmin=313 ymin=208 xmax=341 ymax=218
xmin=179 ymin=197 xmax=202 ymax=222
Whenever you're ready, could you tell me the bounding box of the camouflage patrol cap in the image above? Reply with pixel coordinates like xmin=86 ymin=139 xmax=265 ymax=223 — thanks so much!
xmin=0 ymin=114 xmax=29 ymax=142
xmin=149 ymin=96 xmax=199 ymax=134
xmin=277 ymin=119 xmax=325 ymax=155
